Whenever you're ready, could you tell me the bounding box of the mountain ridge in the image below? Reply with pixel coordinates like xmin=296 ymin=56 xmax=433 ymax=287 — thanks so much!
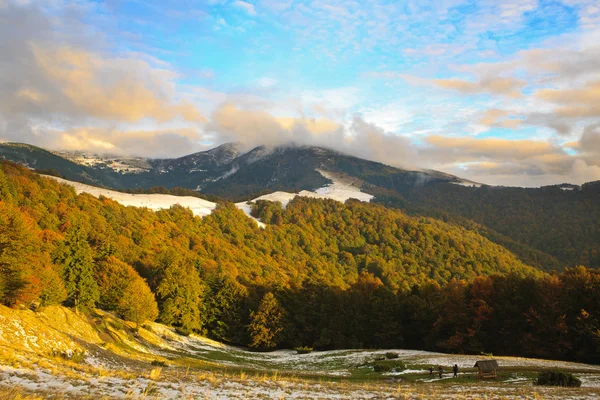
xmin=0 ymin=142 xmax=464 ymax=199
xmin=3 ymin=141 xmax=600 ymax=270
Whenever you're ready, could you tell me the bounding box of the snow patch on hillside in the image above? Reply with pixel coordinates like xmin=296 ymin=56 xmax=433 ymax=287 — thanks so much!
xmin=241 ymin=170 xmax=374 ymax=208
xmin=450 ymin=180 xmax=482 ymax=188
xmin=47 ymin=177 xmax=217 ymax=217
xmin=44 ymin=169 xmax=373 ymax=227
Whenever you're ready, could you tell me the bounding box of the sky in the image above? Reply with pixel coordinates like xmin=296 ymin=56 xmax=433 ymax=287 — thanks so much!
xmin=1 ymin=0 xmax=600 ymax=186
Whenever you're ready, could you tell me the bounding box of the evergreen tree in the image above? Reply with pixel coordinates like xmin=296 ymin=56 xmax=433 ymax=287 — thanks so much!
xmin=56 ymin=221 xmax=99 ymax=311
xmin=156 ymin=251 xmax=205 ymax=332
xmin=0 ymin=202 xmax=43 ymax=306
xmin=204 ymin=275 xmax=250 ymax=343
xmin=248 ymin=292 xmax=285 ymax=350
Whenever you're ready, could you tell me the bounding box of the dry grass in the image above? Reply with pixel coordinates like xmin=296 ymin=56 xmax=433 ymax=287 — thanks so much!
xmin=1 ymin=305 xmax=599 ymax=399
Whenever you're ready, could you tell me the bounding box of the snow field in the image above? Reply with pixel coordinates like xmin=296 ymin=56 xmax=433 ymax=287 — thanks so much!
xmin=45 ymin=169 xmax=373 ymax=227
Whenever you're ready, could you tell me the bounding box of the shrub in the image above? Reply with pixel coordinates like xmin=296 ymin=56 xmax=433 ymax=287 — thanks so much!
xmin=373 ymin=363 xmax=392 ymax=372
xmin=151 ymin=360 xmax=168 ymax=367
xmin=385 ymin=352 xmax=399 ymax=359
xmin=535 ymin=371 xmax=581 ymax=387
xmin=175 ymin=327 xmax=191 ymax=337
xmin=295 ymin=346 xmax=313 ymax=354
xmin=51 ymin=349 xmax=86 ymax=364
xmin=109 ymin=320 xmax=125 ymax=331
xmin=371 ymin=360 xmax=406 ymax=373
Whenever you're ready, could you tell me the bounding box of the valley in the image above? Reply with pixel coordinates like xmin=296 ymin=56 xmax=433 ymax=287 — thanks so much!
xmin=1 ymin=150 xmax=600 ymax=399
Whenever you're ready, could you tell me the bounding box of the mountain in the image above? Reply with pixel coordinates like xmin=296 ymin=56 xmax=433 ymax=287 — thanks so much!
xmin=0 ymin=142 xmax=463 ymax=200
xmin=3 ymin=141 xmax=600 ymax=270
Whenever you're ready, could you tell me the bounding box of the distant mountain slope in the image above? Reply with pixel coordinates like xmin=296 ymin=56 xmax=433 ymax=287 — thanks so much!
xmin=0 ymin=160 xmax=539 ymax=292
xmin=402 ymin=182 xmax=600 ymax=269
xmin=0 ymin=142 xmax=461 ymax=199
xmin=3 ymin=142 xmax=600 ymax=270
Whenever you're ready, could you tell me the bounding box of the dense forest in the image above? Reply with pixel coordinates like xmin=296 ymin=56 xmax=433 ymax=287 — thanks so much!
xmin=0 ymin=161 xmax=598 ymax=364
xmin=376 ymin=182 xmax=600 ymax=270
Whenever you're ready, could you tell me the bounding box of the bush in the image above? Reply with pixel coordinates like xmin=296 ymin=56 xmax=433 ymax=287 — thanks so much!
xmin=373 ymin=363 xmax=392 ymax=372
xmin=51 ymin=349 xmax=86 ymax=364
xmin=385 ymin=352 xmax=399 ymax=359
xmin=371 ymin=360 xmax=406 ymax=373
xmin=295 ymin=346 xmax=313 ymax=354
xmin=535 ymin=371 xmax=581 ymax=387
xmin=151 ymin=360 xmax=168 ymax=367
xmin=175 ymin=327 xmax=191 ymax=337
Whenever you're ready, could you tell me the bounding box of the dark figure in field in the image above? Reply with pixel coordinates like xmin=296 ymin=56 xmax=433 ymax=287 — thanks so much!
xmin=429 ymin=366 xmax=434 ymax=376
xmin=438 ymin=366 xmax=444 ymax=378
xmin=453 ymin=364 xmax=459 ymax=378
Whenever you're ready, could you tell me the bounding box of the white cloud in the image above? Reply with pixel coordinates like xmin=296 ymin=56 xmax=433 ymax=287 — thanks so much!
xmin=233 ymin=1 xmax=256 ymax=16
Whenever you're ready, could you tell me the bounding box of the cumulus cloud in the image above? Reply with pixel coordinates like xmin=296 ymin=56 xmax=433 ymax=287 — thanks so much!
xmin=534 ymin=80 xmax=600 ymax=118
xmin=233 ymin=1 xmax=256 ymax=16
xmin=204 ymin=104 xmax=417 ymax=168
xmin=422 ymin=136 xmax=560 ymax=162
xmin=2 ymin=0 xmax=600 ymax=188
xmin=579 ymin=122 xmax=600 ymax=153
xmin=38 ymin=127 xmax=209 ymax=158
xmin=29 ymin=44 xmax=204 ymax=123
xmin=0 ymin=1 xmax=205 ymax=152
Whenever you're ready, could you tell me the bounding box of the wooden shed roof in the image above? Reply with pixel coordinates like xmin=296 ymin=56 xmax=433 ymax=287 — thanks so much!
xmin=473 ymin=360 xmax=499 ymax=372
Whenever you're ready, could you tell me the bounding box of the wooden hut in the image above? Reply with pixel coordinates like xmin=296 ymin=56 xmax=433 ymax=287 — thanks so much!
xmin=473 ymin=360 xmax=499 ymax=379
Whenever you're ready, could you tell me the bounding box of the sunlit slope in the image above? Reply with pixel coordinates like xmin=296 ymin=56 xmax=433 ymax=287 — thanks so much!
xmin=1 ymin=161 xmax=541 ymax=291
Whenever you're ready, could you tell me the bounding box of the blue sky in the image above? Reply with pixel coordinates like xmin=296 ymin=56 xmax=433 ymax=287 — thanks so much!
xmin=1 ymin=0 xmax=600 ymax=186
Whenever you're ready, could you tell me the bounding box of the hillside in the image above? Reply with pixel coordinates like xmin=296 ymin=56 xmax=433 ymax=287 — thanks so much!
xmin=2 ymin=160 xmax=600 ymax=364
xmin=392 ymin=182 xmax=600 ymax=269
xmin=0 ymin=142 xmax=460 ymax=198
xmin=2 ymin=305 xmax=599 ymax=399
xmin=4 ymin=142 xmax=600 ymax=272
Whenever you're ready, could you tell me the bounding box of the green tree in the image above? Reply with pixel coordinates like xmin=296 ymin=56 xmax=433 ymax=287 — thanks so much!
xmin=204 ymin=275 xmax=250 ymax=343
xmin=0 ymin=167 xmax=15 ymax=203
xmin=56 ymin=221 xmax=99 ymax=311
xmin=248 ymin=292 xmax=285 ymax=350
xmin=157 ymin=251 xmax=205 ymax=332
xmin=0 ymin=202 xmax=44 ymax=306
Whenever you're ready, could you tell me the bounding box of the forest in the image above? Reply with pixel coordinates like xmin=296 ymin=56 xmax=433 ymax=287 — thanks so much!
xmin=377 ymin=182 xmax=600 ymax=271
xmin=0 ymin=161 xmax=598 ymax=364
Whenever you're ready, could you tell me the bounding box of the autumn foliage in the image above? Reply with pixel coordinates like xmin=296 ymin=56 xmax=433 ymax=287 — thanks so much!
xmin=0 ymin=161 xmax=599 ymax=363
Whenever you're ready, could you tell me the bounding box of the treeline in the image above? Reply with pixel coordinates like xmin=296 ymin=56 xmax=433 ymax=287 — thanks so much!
xmin=0 ymin=161 xmax=598 ymax=363
xmin=214 ymin=268 xmax=599 ymax=364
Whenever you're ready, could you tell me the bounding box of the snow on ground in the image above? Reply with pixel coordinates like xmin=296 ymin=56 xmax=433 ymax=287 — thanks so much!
xmin=232 ymin=202 xmax=267 ymax=228
xmin=243 ymin=169 xmax=373 ymax=208
xmin=450 ymin=180 xmax=482 ymax=188
xmin=47 ymin=176 xmax=217 ymax=217
xmin=45 ymin=169 xmax=373 ymax=226
xmin=314 ymin=169 xmax=374 ymax=203
xmin=130 ymin=323 xmax=600 ymax=383
xmin=2 ymin=308 xmax=600 ymax=399
xmin=2 ymin=363 xmax=599 ymax=400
